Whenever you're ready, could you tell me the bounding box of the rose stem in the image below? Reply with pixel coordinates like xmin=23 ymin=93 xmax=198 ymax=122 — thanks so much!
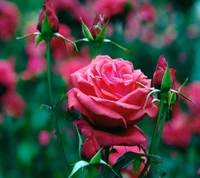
xmin=46 ymin=39 xmax=70 ymax=175
xmin=139 ymin=96 xmax=166 ymax=178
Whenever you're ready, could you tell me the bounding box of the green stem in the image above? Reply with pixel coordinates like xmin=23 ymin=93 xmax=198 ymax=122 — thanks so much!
xmin=92 ymin=42 xmax=101 ymax=58
xmin=139 ymin=97 xmax=165 ymax=178
xmin=46 ymin=39 xmax=70 ymax=175
xmin=154 ymin=105 xmax=168 ymax=153
xmin=149 ymin=97 xmax=165 ymax=154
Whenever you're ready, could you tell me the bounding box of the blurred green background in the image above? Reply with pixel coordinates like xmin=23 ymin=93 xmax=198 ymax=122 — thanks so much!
xmin=0 ymin=0 xmax=200 ymax=177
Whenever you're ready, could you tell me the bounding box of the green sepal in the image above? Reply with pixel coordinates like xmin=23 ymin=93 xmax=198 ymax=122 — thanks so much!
xmin=161 ymin=67 xmax=172 ymax=93
xmin=41 ymin=14 xmax=53 ymax=36
xmin=81 ymin=19 xmax=94 ymax=42
xmin=40 ymin=104 xmax=52 ymax=110
xmin=35 ymin=34 xmax=44 ymax=46
xmin=16 ymin=32 xmax=40 ymax=40
xmin=95 ymin=19 xmax=109 ymax=43
xmin=54 ymin=33 xmax=78 ymax=51
xmin=90 ymin=149 xmax=102 ymax=164
xmin=104 ymin=39 xmax=130 ymax=53
xmin=168 ymin=92 xmax=177 ymax=106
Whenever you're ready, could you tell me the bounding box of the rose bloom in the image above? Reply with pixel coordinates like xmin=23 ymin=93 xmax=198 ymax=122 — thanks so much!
xmin=20 ymin=56 xmax=46 ymax=80
xmin=1 ymin=91 xmax=25 ymax=118
xmin=24 ymin=22 xmax=46 ymax=57
xmin=56 ymin=54 xmax=90 ymax=88
xmin=93 ymin=0 xmax=131 ymax=18
xmin=0 ymin=0 xmax=19 ymax=40
xmin=185 ymin=82 xmax=200 ymax=116
xmin=68 ymin=55 xmax=157 ymax=128
xmin=38 ymin=130 xmax=51 ymax=146
xmin=162 ymin=111 xmax=192 ymax=148
xmin=68 ymin=55 xmax=158 ymax=160
xmin=138 ymin=3 xmax=156 ymax=22
xmin=0 ymin=59 xmax=25 ymax=118
xmin=109 ymin=146 xmax=146 ymax=178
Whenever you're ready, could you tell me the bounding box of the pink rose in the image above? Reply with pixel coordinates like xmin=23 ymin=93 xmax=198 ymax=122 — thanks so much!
xmin=0 ymin=60 xmax=16 ymax=91
xmin=1 ymin=91 xmax=25 ymax=118
xmin=139 ymin=3 xmax=156 ymax=22
xmin=185 ymin=82 xmax=200 ymax=116
xmin=38 ymin=130 xmax=51 ymax=146
xmin=94 ymin=0 xmax=131 ymax=18
xmin=68 ymin=55 xmax=157 ymax=129
xmin=162 ymin=111 xmax=192 ymax=148
xmin=56 ymin=55 xmax=90 ymax=88
xmin=0 ymin=0 xmax=19 ymax=40
xmin=0 ymin=59 xmax=25 ymax=118
xmin=74 ymin=119 xmax=147 ymax=161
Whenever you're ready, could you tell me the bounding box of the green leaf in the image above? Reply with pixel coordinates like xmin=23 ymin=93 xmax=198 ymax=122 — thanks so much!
xmin=99 ymin=160 xmax=120 ymax=177
xmin=90 ymin=149 xmax=102 ymax=164
xmin=35 ymin=34 xmax=44 ymax=46
xmin=69 ymin=160 xmax=89 ymax=178
xmin=100 ymin=151 xmax=142 ymax=178
xmin=85 ymin=166 xmax=101 ymax=178
xmin=161 ymin=67 xmax=172 ymax=92
xmin=133 ymin=158 xmax=143 ymax=174
xmin=81 ymin=19 xmax=94 ymax=41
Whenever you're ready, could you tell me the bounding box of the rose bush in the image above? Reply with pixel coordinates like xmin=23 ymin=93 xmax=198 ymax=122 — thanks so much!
xmin=68 ymin=55 xmax=157 ymax=129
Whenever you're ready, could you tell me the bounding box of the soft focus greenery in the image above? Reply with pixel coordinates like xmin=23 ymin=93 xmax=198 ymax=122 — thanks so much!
xmin=1 ymin=0 xmax=200 ymax=178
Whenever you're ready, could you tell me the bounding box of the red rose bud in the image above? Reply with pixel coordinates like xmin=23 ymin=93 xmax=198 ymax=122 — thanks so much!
xmin=90 ymin=14 xmax=105 ymax=39
xmin=153 ymin=55 xmax=176 ymax=90
xmin=37 ymin=0 xmax=59 ymax=34
xmin=81 ymin=133 xmax=100 ymax=161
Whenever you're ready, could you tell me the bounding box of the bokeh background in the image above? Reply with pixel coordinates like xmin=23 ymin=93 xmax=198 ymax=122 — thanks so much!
xmin=0 ymin=0 xmax=200 ymax=177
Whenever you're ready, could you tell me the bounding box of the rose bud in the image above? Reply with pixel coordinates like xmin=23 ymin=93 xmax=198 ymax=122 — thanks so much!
xmin=81 ymin=133 xmax=100 ymax=161
xmin=90 ymin=14 xmax=105 ymax=39
xmin=153 ymin=55 xmax=176 ymax=91
xmin=37 ymin=0 xmax=59 ymax=35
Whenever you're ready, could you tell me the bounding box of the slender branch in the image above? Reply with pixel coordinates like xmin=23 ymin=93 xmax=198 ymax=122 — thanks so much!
xmin=46 ymin=39 xmax=70 ymax=175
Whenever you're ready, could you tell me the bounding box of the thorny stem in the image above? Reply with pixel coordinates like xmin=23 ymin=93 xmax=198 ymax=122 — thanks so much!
xmin=139 ymin=96 xmax=166 ymax=178
xmin=46 ymin=39 xmax=70 ymax=176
